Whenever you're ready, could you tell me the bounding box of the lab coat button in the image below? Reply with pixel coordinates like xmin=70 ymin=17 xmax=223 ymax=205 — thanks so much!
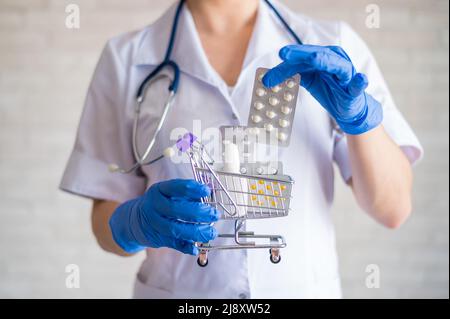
xmin=232 ymin=113 xmax=238 ymax=120
xmin=239 ymin=293 xmax=247 ymax=299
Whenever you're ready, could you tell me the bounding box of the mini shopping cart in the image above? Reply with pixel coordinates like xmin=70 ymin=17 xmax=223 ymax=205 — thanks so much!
xmin=176 ymin=133 xmax=294 ymax=267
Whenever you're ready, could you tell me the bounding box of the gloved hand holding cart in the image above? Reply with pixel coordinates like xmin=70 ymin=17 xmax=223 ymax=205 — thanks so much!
xmin=175 ymin=132 xmax=294 ymax=267
xmin=109 ymin=67 xmax=301 ymax=267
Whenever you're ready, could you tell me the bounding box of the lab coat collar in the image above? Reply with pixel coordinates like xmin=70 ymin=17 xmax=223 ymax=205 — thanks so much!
xmin=133 ymin=0 xmax=311 ymax=88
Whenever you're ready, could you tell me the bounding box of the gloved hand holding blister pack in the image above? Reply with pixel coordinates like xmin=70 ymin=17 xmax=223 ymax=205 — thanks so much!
xmin=262 ymin=44 xmax=383 ymax=135
xmin=109 ymin=179 xmax=219 ymax=255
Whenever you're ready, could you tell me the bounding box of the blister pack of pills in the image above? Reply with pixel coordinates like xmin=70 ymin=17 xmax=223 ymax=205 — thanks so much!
xmin=247 ymin=67 xmax=300 ymax=147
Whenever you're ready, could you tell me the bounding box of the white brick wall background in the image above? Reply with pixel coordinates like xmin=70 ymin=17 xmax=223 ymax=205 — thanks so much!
xmin=0 ymin=0 xmax=448 ymax=298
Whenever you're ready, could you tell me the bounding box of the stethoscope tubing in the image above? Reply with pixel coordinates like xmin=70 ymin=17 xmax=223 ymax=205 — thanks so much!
xmin=117 ymin=0 xmax=303 ymax=174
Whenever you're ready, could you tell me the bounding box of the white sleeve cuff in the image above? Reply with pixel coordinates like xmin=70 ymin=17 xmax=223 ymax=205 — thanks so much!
xmin=59 ymin=149 xmax=147 ymax=203
xmin=333 ymin=128 xmax=424 ymax=184
xmin=333 ymin=136 xmax=352 ymax=183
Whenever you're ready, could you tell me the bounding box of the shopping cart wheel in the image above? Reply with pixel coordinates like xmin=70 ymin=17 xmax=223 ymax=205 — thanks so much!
xmin=269 ymin=249 xmax=281 ymax=264
xmin=197 ymin=252 xmax=208 ymax=267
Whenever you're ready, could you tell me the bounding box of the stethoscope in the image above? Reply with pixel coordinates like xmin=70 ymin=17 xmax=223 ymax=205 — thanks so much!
xmin=109 ymin=0 xmax=304 ymax=174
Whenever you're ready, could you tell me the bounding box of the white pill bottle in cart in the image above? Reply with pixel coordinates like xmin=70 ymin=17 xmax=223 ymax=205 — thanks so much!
xmin=222 ymin=141 xmax=248 ymax=218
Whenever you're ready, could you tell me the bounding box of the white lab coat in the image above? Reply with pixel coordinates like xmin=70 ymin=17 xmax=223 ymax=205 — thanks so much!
xmin=60 ymin=0 xmax=423 ymax=298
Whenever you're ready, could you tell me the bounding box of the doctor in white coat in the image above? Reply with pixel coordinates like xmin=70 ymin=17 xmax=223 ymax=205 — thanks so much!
xmin=60 ymin=0 xmax=423 ymax=298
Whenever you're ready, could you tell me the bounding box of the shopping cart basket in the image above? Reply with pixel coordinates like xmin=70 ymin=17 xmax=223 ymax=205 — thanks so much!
xmin=176 ymin=133 xmax=294 ymax=267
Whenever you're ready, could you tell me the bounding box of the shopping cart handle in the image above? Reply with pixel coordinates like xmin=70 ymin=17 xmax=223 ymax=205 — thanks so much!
xmin=176 ymin=132 xmax=197 ymax=152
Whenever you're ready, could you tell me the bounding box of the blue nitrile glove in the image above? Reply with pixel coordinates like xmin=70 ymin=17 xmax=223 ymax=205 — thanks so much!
xmin=262 ymin=45 xmax=383 ymax=135
xmin=109 ymin=179 xmax=219 ymax=255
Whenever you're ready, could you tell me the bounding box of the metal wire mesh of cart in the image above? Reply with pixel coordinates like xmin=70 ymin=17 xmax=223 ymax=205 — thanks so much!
xmin=194 ymin=167 xmax=293 ymax=220
xmin=180 ymin=134 xmax=294 ymax=220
